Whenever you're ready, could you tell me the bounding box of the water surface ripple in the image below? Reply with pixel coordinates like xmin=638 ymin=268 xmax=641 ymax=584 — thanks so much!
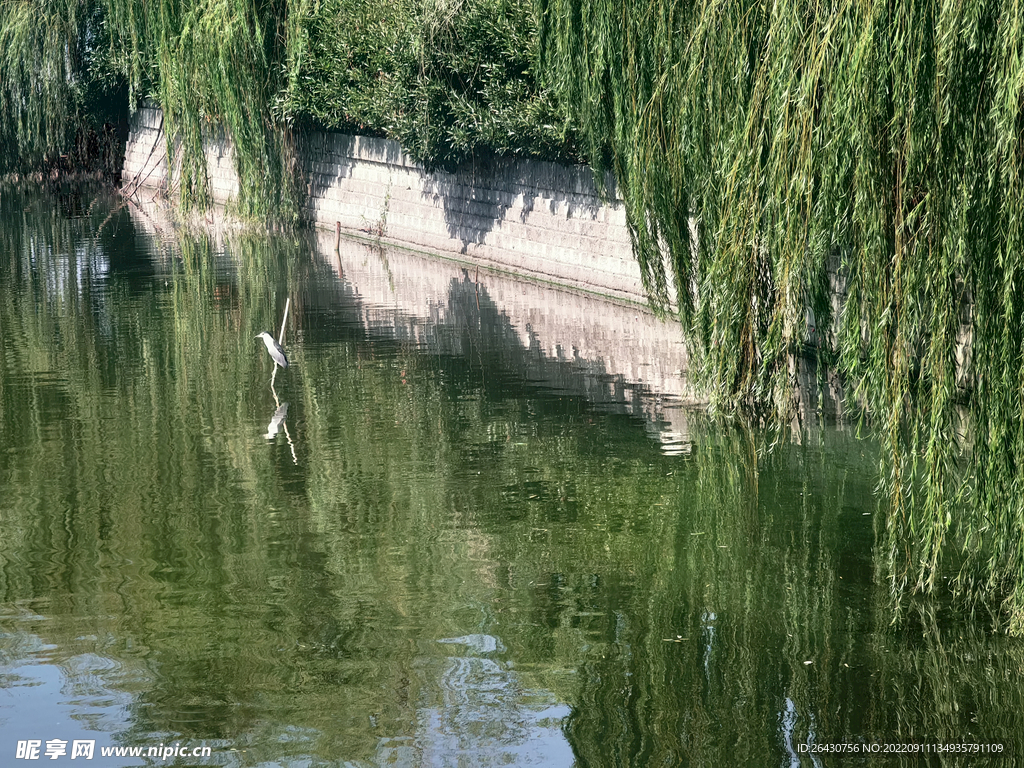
xmin=0 ymin=186 xmax=1018 ymax=766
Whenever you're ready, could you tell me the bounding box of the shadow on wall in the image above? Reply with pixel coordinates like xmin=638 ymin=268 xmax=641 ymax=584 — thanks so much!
xmin=440 ymin=267 xmax=650 ymax=415
xmin=298 ymin=132 xmax=360 ymax=205
xmin=420 ymin=151 xmax=618 ymax=253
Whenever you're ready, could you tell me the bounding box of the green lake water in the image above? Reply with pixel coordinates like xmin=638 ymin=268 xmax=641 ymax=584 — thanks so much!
xmin=0 ymin=185 xmax=1020 ymax=766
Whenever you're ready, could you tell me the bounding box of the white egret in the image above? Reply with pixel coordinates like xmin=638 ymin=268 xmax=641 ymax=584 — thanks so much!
xmin=255 ymin=332 xmax=289 ymax=369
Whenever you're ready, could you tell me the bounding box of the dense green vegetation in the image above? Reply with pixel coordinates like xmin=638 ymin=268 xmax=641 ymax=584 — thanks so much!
xmin=4 ymin=0 xmax=1024 ymax=632
xmin=291 ymin=0 xmax=575 ymax=166
xmin=536 ymin=0 xmax=1024 ymax=629
xmin=1 ymin=0 xmax=574 ymax=211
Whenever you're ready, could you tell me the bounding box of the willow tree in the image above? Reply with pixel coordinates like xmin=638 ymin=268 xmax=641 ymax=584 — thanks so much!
xmin=536 ymin=0 xmax=1024 ymax=629
xmin=102 ymin=0 xmax=309 ymax=219
xmin=0 ymin=0 xmax=307 ymax=217
xmin=0 ymin=0 xmax=118 ymax=173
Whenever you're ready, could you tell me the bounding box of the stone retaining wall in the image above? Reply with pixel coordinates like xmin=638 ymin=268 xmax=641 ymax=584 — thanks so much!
xmin=122 ymin=106 xmax=648 ymax=304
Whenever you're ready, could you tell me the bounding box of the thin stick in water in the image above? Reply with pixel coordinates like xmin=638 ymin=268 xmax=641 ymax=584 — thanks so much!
xmin=277 ymin=297 xmax=290 ymax=346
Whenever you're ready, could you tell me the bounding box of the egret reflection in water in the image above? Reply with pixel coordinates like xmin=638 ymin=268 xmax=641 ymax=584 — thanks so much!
xmin=263 ymin=390 xmax=297 ymax=464
xmin=266 ymin=401 xmax=289 ymax=439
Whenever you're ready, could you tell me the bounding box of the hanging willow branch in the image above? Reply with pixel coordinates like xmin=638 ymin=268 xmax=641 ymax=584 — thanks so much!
xmin=0 ymin=0 xmax=309 ymax=219
xmin=537 ymin=0 xmax=1024 ymax=629
xmin=0 ymin=0 xmax=100 ymax=173
xmin=99 ymin=0 xmax=309 ymax=220
xmin=3 ymin=0 xmax=574 ymax=196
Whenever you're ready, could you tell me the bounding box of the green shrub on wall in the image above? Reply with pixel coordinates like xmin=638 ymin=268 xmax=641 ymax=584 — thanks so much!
xmin=289 ymin=0 xmax=578 ymax=168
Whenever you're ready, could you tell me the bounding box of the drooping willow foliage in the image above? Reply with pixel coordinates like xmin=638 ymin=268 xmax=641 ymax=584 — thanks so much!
xmin=0 ymin=1 xmax=80 ymax=170
xmin=101 ymin=0 xmax=308 ymax=219
xmin=537 ymin=0 xmax=1024 ymax=628
xmin=0 ymin=0 xmax=124 ymax=174
xmin=0 ymin=0 xmax=305 ymax=217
